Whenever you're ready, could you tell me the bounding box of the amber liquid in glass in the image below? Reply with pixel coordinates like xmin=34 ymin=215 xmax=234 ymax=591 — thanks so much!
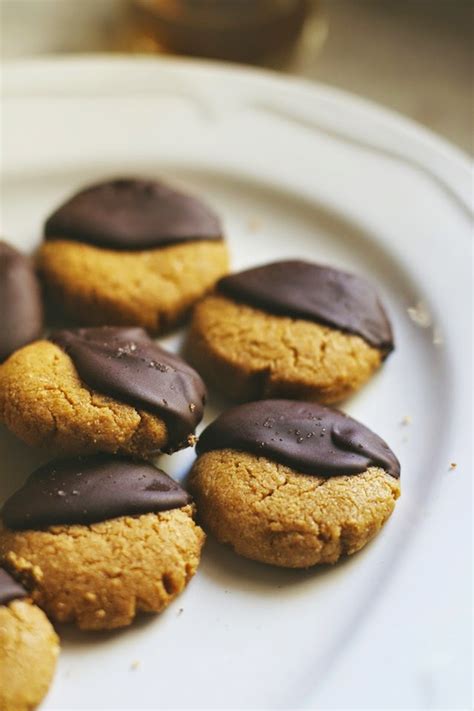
xmin=132 ymin=0 xmax=311 ymax=63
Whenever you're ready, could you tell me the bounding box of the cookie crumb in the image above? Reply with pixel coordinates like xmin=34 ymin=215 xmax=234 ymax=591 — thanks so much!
xmin=177 ymin=608 xmax=184 ymax=616
xmin=130 ymin=660 xmax=140 ymax=671
xmin=433 ymin=327 xmax=443 ymax=346
xmin=449 ymin=462 xmax=457 ymax=471
xmin=400 ymin=415 xmax=412 ymax=426
xmin=247 ymin=217 xmax=262 ymax=232
xmin=407 ymin=301 xmax=432 ymax=328
xmin=187 ymin=434 xmax=198 ymax=447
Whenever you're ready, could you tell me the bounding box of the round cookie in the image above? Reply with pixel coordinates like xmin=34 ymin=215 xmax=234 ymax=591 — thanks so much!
xmin=39 ymin=177 xmax=229 ymax=333
xmin=0 ymin=456 xmax=205 ymax=630
xmin=0 ymin=241 xmax=43 ymax=362
xmin=186 ymin=260 xmax=394 ymax=403
xmin=189 ymin=400 xmax=400 ymax=568
xmin=0 ymin=326 xmax=206 ymax=457
xmin=0 ymin=567 xmax=59 ymax=711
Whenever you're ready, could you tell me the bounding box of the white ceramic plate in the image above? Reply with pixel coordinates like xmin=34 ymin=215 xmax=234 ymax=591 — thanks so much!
xmin=1 ymin=57 xmax=472 ymax=711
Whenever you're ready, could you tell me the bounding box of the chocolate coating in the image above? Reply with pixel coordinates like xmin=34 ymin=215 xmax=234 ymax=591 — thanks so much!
xmin=196 ymin=400 xmax=400 ymax=478
xmin=217 ymin=260 xmax=393 ymax=351
xmin=44 ymin=178 xmax=222 ymax=250
xmin=0 ymin=567 xmax=27 ymax=606
xmin=50 ymin=327 xmax=206 ymax=453
xmin=0 ymin=241 xmax=43 ymax=362
xmin=2 ymin=455 xmax=192 ymax=530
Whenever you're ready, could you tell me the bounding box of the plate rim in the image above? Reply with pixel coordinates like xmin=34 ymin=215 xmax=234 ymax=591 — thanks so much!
xmin=3 ymin=53 xmax=472 ymax=169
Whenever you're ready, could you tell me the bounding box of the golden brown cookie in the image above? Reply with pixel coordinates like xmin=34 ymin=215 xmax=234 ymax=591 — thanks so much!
xmin=186 ymin=261 xmax=393 ymax=404
xmin=191 ymin=451 xmax=399 ymax=568
xmin=40 ymin=178 xmax=229 ymax=333
xmin=0 ymin=568 xmax=59 ymax=711
xmin=0 ymin=456 xmax=205 ymax=630
xmin=187 ymin=294 xmax=384 ymax=403
xmin=39 ymin=239 xmax=229 ymax=333
xmin=189 ymin=400 xmax=400 ymax=568
xmin=0 ymin=328 xmax=206 ymax=457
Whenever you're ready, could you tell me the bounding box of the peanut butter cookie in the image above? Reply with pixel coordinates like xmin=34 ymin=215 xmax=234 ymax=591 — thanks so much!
xmin=39 ymin=178 xmax=229 ymax=333
xmin=186 ymin=260 xmax=393 ymax=404
xmin=0 ymin=456 xmax=205 ymax=630
xmin=0 ymin=327 xmax=206 ymax=457
xmin=190 ymin=400 xmax=400 ymax=568
xmin=0 ymin=567 xmax=59 ymax=711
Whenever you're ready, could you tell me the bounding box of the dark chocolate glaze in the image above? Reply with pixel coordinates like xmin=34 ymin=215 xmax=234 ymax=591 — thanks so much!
xmin=44 ymin=178 xmax=222 ymax=250
xmin=217 ymin=260 xmax=393 ymax=351
xmin=0 ymin=241 xmax=43 ymax=362
xmin=50 ymin=327 xmax=206 ymax=453
xmin=2 ymin=455 xmax=192 ymax=530
xmin=196 ymin=400 xmax=400 ymax=478
xmin=0 ymin=568 xmax=27 ymax=606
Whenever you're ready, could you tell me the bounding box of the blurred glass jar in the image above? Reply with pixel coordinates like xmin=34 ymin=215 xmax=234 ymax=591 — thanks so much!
xmin=130 ymin=0 xmax=313 ymax=64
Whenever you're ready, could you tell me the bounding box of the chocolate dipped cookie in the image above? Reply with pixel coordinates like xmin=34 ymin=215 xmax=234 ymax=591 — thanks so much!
xmin=0 ymin=327 xmax=206 ymax=457
xmin=189 ymin=400 xmax=400 ymax=568
xmin=38 ymin=178 xmax=229 ymax=333
xmin=0 ymin=241 xmax=43 ymax=362
xmin=0 ymin=567 xmax=59 ymax=711
xmin=186 ymin=260 xmax=394 ymax=403
xmin=0 ymin=456 xmax=205 ymax=630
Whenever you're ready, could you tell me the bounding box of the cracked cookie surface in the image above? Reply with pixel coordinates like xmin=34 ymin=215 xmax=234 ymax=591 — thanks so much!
xmin=0 ymin=340 xmax=171 ymax=457
xmin=0 ymin=599 xmax=59 ymax=711
xmin=189 ymin=450 xmax=400 ymax=568
xmin=186 ymin=295 xmax=383 ymax=403
xmin=39 ymin=239 xmax=229 ymax=333
xmin=0 ymin=506 xmax=205 ymax=630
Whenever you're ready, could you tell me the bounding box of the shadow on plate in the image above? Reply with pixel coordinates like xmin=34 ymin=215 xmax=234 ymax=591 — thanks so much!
xmin=55 ymin=609 xmax=159 ymax=648
xmin=199 ymin=534 xmax=367 ymax=595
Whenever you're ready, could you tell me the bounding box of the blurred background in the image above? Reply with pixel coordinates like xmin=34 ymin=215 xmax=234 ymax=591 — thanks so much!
xmin=1 ymin=0 xmax=472 ymax=153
